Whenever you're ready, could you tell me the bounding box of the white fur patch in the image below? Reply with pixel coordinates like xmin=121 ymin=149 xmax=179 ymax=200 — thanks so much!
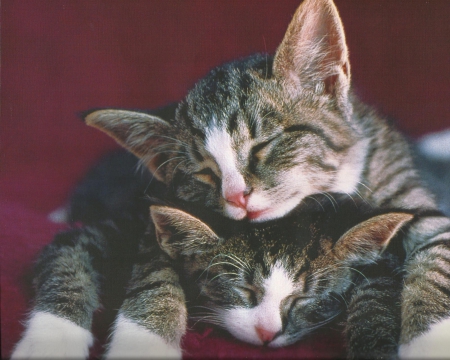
xmin=246 ymin=187 xmax=306 ymax=223
xmin=333 ymin=139 xmax=369 ymax=194
xmin=418 ymin=129 xmax=450 ymax=161
xmin=205 ymin=127 xmax=246 ymax=206
xmin=105 ymin=314 xmax=181 ymax=359
xmin=223 ymin=263 xmax=294 ymax=345
xmin=11 ymin=311 xmax=93 ymax=359
xmin=399 ymin=316 xmax=450 ymax=359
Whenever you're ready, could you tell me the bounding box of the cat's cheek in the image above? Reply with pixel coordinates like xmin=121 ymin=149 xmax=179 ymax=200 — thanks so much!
xmin=399 ymin=316 xmax=450 ymax=359
xmin=220 ymin=308 xmax=263 ymax=345
xmin=268 ymin=334 xmax=294 ymax=348
xmin=247 ymin=192 xmax=305 ymax=222
xmin=11 ymin=311 xmax=93 ymax=359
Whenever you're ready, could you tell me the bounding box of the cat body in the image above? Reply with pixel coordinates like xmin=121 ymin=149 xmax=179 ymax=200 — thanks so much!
xmin=150 ymin=197 xmax=412 ymax=359
xmin=14 ymin=192 xmax=412 ymax=359
xmin=12 ymin=0 xmax=450 ymax=358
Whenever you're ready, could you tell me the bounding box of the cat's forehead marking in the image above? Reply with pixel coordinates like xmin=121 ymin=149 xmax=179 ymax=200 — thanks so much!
xmin=205 ymin=126 xmax=246 ymax=193
xmin=252 ymin=262 xmax=294 ymax=333
xmin=205 ymin=126 xmax=237 ymax=172
xmin=263 ymin=262 xmax=294 ymax=300
xmin=259 ymin=262 xmax=294 ymax=306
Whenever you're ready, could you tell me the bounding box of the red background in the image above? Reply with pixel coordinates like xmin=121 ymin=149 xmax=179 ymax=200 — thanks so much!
xmin=1 ymin=1 xmax=449 ymax=358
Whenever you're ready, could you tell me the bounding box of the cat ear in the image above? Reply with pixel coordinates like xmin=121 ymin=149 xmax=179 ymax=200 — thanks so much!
xmin=150 ymin=206 xmax=221 ymax=259
xmin=85 ymin=109 xmax=173 ymax=181
xmin=334 ymin=213 xmax=414 ymax=264
xmin=273 ymin=0 xmax=350 ymax=102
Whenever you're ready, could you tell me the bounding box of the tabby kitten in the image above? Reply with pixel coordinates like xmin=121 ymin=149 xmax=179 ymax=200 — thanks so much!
xmin=149 ymin=199 xmax=413 ymax=359
xmin=12 ymin=0 xmax=450 ymax=358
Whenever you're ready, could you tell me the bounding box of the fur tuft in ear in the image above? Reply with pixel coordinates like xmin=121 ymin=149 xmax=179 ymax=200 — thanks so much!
xmin=273 ymin=0 xmax=350 ymax=103
xmin=85 ymin=109 xmax=174 ymax=181
xmin=150 ymin=206 xmax=220 ymax=259
xmin=334 ymin=213 xmax=414 ymax=264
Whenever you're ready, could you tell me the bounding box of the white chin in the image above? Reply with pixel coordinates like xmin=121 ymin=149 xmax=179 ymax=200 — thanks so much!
xmin=249 ymin=204 xmax=298 ymax=223
xmin=224 ymin=204 xmax=247 ymax=220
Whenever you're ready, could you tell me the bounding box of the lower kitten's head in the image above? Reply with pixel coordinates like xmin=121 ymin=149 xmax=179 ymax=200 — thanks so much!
xmin=84 ymin=0 xmax=369 ymax=222
xmin=150 ymin=199 xmax=412 ymax=347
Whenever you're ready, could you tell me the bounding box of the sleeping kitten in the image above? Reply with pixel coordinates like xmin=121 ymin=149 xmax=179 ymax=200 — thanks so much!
xmin=13 ymin=194 xmax=413 ymax=359
xmin=12 ymin=0 xmax=450 ymax=358
xmin=149 ymin=199 xmax=413 ymax=359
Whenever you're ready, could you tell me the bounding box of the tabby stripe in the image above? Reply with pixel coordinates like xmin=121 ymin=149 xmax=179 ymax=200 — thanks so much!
xmin=191 ymin=142 xmax=204 ymax=162
xmin=410 ymin=239 xmax=450 ymax=258
xmin=411 ymin=210 xmax=445 ymax=219
xmin=183 ymin=115 xmax=206 ymax=140
xmin=350 ymin=293 xmax=397 ymax=306
xmin=226 ymin=111 xmax=239 ymax=134
xmin=124 ymin=281 xmax=177 ymax=299
xmin=428 ymin=268 xmax=450 ymax=281
xmin=293 ymin=262 xmax=311 ymax=282
xmin=379 ymin=184 xmax=421 ymax=208
xmin=307 ymin=156 xmax=337 ymax=172
xmin=284 ymin=124 xmax=348 ymax=152
xmin=370 ymin=166 xmax=413 ymax=195
xmin=130 ymin=265 xmax=176 ymax=285
xmin=428 ymin=281 xmax=450 ymax=300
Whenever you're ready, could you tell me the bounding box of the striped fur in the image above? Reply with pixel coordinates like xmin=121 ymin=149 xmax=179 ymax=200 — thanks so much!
xmin=151 ymin=198 xmax=412 ymax=357
xmin=13 ymin=0 xmax=450 ymax=358
xmin=84 ymin=0 xmax=450 ymax=347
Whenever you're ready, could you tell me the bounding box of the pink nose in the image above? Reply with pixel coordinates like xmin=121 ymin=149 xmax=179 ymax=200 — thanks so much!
xmin=225 ymin=192 xmax=247 ymax=208
xmin=225 ymin=188 xmax=252 ymax=209
xmin=255 ymin=326 xmax=277 ymax=343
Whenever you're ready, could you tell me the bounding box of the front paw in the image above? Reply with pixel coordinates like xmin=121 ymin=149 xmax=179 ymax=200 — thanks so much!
xmin=399 ymin=316 xmax=450 ymax=359
xmin=105 ymin=314 xmax=182 ymax=359
xmin=11 ymin=312 xmax=93 ymax=359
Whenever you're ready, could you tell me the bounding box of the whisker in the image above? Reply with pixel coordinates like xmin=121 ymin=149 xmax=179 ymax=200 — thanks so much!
xmin=207 ymin=272 xmax=239 ymax=284
xmin=319 ymin=192 xmax=338 ymax=212
xmin=357 ymin=181 xmax=373 ymax=193
xmin=144 ymin=155 xmax=186 ymax=187
xmin=305 ymin=195 xmax=326 ymax=211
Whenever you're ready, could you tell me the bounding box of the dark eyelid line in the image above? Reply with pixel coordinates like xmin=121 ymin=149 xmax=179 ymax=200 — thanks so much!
xmin=193 ymin=167 xmax=221 ymax=187
xmin=194 ymin=167 xmax=215 ymax=175
xmin=251 ymin=135 xmax=279 ymax=155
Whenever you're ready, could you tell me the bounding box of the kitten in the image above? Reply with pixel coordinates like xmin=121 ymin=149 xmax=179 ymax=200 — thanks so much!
xmin=12 ymin=0 xmax=450 ymax=358
xmin=13 ymin=193 xmax=413 ymax=359
xmin=149 ymin=198 xmax=413 ymax=359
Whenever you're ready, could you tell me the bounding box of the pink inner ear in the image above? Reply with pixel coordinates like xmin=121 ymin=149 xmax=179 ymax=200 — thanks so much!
xmin=273 ymin=0 xmax=350 ymax=97
xmin=335 ymin=213 xmax=414 ymax=262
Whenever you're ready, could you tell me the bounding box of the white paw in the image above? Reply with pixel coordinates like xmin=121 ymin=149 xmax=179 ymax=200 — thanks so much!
xmin=11 ymin=311 xmax=93 ymax=359
xmin=399 ymin=316 xmax=450 ymax=358
xmin=105 ymin=314 xmax=182 ymax=359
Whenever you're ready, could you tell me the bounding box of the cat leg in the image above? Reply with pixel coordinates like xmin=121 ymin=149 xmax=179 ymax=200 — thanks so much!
xmin=345 ymin=264 xmax=402 ymax=359
xmin=11 ymin=312 xmax=93 ymax=359
xmin=398 ymin=216 xmax=450 ymax=358
xmin=105 ymin=242 xmax=187 ymax=359
xmin=11 ymin=223 xmax=120 ymax=359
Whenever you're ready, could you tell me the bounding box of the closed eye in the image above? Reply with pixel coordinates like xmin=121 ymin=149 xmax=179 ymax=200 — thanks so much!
xmin=193 ymin=167 xmax=220 ymax=185
xmin=251 ymin=136 xmax=279 ymax=162
xmin=238 ymin=286 xmax=258 ymax=307
xmin=288 ymin=295 xmax=314 ymax=311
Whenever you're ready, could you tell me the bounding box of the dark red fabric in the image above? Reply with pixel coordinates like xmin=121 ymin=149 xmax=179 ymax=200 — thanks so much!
xmin=1 ymin=1 xmax=449 ymax=358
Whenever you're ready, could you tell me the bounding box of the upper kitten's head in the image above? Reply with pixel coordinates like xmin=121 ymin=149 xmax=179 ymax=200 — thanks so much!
xmin=85 ymin=0 xmax=367 ymax=221
xmin=150 ymin=199 xmax=413 ymax=347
